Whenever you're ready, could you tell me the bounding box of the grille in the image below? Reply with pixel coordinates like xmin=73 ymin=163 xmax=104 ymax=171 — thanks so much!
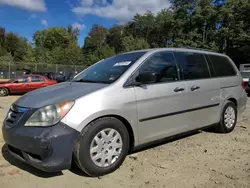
xmin=5 ymin=105 xmax=29 ymax=129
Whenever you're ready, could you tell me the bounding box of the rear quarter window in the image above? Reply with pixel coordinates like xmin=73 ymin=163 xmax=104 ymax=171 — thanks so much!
xmin=208 ymin=55 xmax=237 ymax=77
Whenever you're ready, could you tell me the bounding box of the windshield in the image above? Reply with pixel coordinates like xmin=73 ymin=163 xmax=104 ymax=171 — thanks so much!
xmin=71 ymin=51 xmax=147 ymax=84
xmin=240 ymin=71 xmax=250 ymax=77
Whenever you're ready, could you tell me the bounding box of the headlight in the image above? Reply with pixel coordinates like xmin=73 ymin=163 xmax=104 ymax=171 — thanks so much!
xmin=25 ymin=101 xmax=74 ymax=127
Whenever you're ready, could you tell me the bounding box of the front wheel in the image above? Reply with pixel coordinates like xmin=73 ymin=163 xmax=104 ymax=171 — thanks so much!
xmin=0 ymin=87 xmax=9 ymax=97
xmin=74 ymin=117 xmax=130 ymax=177
xmin=215 ymin=101 xmax=237 ymax=133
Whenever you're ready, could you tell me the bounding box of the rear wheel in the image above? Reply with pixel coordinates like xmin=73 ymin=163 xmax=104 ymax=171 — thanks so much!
xmin=74 ymin=117 xmax=130 ymax=177
xmin=215 ymin=101 xmax=237 ymax=133
xmin=0 ymin=88 xmax=9 ymax=97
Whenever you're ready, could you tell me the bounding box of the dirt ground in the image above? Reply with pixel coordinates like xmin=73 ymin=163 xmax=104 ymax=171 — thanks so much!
xmin=0 ymin=96 xmax=249 ymax=188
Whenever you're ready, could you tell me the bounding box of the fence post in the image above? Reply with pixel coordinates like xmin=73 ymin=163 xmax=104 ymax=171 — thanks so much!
xmin=56 ymin=64 xmax=58 ymax=72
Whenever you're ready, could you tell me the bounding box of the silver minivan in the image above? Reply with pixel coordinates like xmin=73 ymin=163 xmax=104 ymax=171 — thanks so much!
xmin=2 ymin=48 xmax=247 ymax=177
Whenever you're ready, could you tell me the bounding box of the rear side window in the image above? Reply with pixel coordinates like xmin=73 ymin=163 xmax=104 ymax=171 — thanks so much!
xmin=31 ymin=76 xmax=44 ymax=82
xmin=208 ymin=55 xmax=237 ymax=77
xmin=174 ymin=52 xmax=210 ymax=80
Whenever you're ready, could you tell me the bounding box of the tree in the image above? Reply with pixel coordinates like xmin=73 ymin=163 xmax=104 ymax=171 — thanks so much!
xmin=129 ymin=12 xmax=155 ymax=43
xmin=32 ymin=27 xmax=83 ymax=65
xmin=83 ymin=45 xmax=116 ymax=66
xmin=83 ymin=24 xmax=108 ymax=53
xmin=121 ymin=36 xmax=149 ymax=52
xmin=67 ymin=25 xmax=80 ymax=43
xmin=0 ymin=53 xmax=13 ymax=71
xmin=64 ymin=42 xmax=84 ymax=65
xmin=214 ymin=0 xmax=250 ymax=64
xmin=3 ymin=32 xmax=28 ymax=61
xmin=106 ymin=25 xmax=124 ymax=53
xmin=1 ymin=0 xmax=250 ymax=67
xmin=0 ymin=27 xmax=5 ymax=47
xmin=24 ymin=47 xmax=36 ymax=63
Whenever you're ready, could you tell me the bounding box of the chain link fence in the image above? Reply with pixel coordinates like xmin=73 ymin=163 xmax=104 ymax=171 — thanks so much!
xmin=0 ymin=62 xmax=86 ymax=79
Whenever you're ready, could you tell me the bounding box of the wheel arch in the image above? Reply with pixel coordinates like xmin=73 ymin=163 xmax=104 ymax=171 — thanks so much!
xmin=86 ymin=115 xmax=135 ymax=151
xmin=0 ymin=87 xmax=10 ymax=95
xmin=227 ymin=97 xmax=237 ymax=108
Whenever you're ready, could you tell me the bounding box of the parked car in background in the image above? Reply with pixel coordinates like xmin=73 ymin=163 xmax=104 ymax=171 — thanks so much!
xmin=240 ymin=64 xmax=250 ymax=72
xmin=0 ymin=74 xmax=57 ymax=96
xmin=240 ymin=71 xmax=250 ymax=95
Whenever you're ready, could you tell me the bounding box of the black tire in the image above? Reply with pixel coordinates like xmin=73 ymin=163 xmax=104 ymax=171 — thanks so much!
xmin=73 ymin=117 xmax=130 ymax=177
xmin=0 ymin=87 xmax=9 ymax=97
xmin=215 ymin=101 xmax=237 ymax=133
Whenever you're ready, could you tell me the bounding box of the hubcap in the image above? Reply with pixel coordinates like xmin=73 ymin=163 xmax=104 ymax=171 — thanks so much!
xmin=224 ymin=106 xmax=236 ymax=129
xmin=0 ymin=89 xmax=6 ymax=96
xmin=90 ymin=128 xmax=123 ymax=167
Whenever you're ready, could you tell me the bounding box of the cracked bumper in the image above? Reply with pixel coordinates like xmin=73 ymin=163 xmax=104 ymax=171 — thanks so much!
xmin=2 ymin=121 xmax=79 ymax=172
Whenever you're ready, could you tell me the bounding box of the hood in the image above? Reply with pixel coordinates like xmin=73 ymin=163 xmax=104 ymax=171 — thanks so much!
xmin=14 ymin=82 xmax=108 ymax=108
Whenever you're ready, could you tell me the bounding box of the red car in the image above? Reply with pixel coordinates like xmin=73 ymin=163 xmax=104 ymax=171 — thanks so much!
xmin=0 ymin=74 xmax=57 ymax=96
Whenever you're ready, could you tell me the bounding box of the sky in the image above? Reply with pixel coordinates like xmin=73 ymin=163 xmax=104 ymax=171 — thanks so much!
xmin=0 ymin=0 xmax=171 ymax=46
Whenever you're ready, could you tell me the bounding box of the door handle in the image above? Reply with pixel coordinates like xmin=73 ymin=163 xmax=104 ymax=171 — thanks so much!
xmin=191 ymin=85 xmax=200 ymax=91
xmin=174 ymin=87 xmax=185 ymax=92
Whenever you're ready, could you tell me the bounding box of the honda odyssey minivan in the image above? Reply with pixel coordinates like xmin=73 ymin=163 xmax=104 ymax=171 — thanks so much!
xmin=2 ymin=48 xmax=247 ymax=177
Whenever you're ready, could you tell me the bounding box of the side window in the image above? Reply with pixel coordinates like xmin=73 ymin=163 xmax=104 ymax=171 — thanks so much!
xmin=175 ymin=52 xmax=210 ymax=80
xmin=16 ymin=77 xmax=28 ymax=83
xmin=31 ymin=76 xmax=44 ymax=82
xmin=208 ymin=55 xmax=237 ymax=77
xmin=138 ymin=52 xmax=179 ymax=83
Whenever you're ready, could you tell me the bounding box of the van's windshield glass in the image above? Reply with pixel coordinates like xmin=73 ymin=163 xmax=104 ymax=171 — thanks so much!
xmin=71 ymin=51 xmax=147 ymax=84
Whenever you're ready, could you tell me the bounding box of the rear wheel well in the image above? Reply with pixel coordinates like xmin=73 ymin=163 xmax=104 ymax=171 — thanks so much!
xmin=227 ymin=98 xmax=237 ymax=108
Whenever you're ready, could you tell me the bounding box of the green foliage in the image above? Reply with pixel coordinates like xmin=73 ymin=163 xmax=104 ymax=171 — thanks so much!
xmin=84 ymin=45 xmax=116 ymax=66
xmin=83 ymin=24 xmax=108 ymax=53
xmin=1 ymin=0 xmax=250 ymax=67
xmin=121 ymin=36 xmax=149 ymax=52
xmin=106 ymin=25 xmax=123 ymax=53
xmin=24 ymin=47 xmax=36 ymax=63
xmin=0 ymin=52 xmax=13 ymax=70
xmin=2 ymin=32 xmax=29 ymax=61
xmin=33 ymin=27 xmax=71 ymax=50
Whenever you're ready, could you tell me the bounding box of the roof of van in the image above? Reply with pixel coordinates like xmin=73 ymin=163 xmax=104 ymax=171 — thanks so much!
xmin=124 ymin=47 xmax=226 ymax=57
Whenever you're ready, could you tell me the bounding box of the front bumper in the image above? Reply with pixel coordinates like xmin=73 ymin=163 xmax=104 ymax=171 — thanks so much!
xmin=2 ymin=120 xmax=78 ymax=172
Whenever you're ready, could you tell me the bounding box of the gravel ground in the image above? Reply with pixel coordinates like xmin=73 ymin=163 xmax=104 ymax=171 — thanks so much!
xmin=0 ymin=96 xmax=249 ymax=188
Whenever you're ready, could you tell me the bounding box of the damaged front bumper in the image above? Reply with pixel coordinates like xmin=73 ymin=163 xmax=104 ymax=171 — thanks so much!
xmin=2 ymin=119 xmax=78 ymax=172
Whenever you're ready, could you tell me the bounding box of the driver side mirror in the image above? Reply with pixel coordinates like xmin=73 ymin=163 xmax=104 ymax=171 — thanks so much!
xmin=135 ymin=71 xmax=158 ymax=85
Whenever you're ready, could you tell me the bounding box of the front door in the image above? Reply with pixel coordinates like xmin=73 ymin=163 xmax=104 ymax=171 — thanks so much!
xmin=10 ymin=76 xmax=30 ymax=93
xmin=174 ymin=52 xmax=220 ymax=129
xmin=133 ymin=51 xmax=193 ymax=144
